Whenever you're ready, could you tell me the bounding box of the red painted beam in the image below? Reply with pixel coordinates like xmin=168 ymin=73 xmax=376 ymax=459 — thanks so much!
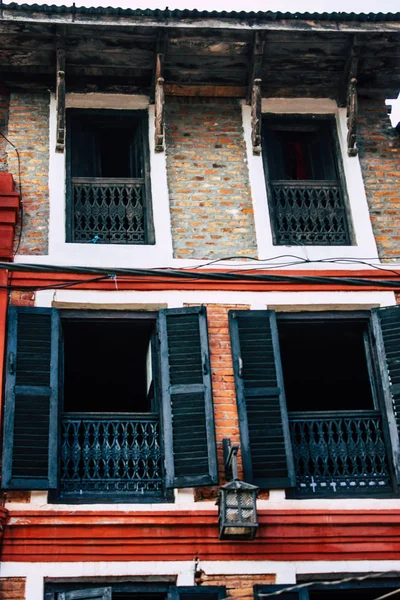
xmin=4 ymin=509 xmax=400 ymax=562
xmin=0 ymin=174 xmax=19 ymax=261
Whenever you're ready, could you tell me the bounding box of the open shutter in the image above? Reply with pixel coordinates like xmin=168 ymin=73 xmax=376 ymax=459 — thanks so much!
xmin=372 ymin=305 xmax=400 ymax=483
xmin=229 ymin=310 xmax=295 ymax=488
xmin=168 ymin=587 xmax=226 ymax=600
xmin=159 ymin=306 xmax=218 ymax=488
xmin=2 ymin=307 xmax=60 ymax=489
xmin=60 ymin=589 xmax=112 ymax=600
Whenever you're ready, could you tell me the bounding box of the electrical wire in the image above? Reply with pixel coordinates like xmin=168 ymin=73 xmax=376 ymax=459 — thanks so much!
xmin=255 ymin=571 xmax=400 ymax=599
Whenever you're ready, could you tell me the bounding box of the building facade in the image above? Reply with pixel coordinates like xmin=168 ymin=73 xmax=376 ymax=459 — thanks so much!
xmin=0 ymin=4 xmax=399 ymax=599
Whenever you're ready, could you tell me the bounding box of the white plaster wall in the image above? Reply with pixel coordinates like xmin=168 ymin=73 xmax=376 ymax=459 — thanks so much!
xmin=243 ymin=98 xmax=380 ymax=263
xmin=2 ymin=560 xmax=400 ymax=600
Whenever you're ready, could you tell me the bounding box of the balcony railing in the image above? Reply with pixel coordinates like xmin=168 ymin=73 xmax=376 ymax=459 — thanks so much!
xmin=60 ymin=413 xmax=163 ymax=498
xmin=289 ymin=410 xmax=392 ymax=496
xmin=71 ymin=177 xmax=146 ymax=244
xmin=270 ymin=180 xmax=350 ymax=245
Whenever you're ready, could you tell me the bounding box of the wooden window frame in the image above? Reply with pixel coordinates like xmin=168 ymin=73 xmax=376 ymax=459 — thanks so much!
xmin=261 ymin=114 xmax=354 ymax=246
xmin=65 ymin=108 xmax=155 ymax=245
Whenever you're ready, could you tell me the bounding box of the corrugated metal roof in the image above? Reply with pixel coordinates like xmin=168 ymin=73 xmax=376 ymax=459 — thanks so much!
xmin=3 ymin=3 xmax=400 ymax=21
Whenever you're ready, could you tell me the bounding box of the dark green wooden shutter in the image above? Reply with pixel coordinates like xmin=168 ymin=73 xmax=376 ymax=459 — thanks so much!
xmin=159 ymin=306 xmax=218 ymax=488
xmin=2 ymin=307 xmax=60 ymax=489
xmin=372 ymin=305 xmax=400 ymax=484
xmin=60 ymin=589 xmax=112 ymax=600
xmin=229 ymin=310 xmax=295 ymax=488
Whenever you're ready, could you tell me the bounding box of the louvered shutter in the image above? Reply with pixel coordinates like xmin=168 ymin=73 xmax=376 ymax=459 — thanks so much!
xmin=60 ymin=589 xmax=112 ymax=600
xmin=158 ymin=306 xmax=218 ymax=488
xmin=2 ymin=307 xmax=60 ymax=489
xmin=372 ymin=305 xmax=400 ymax=483
xmin=229 ymin=310 xmax=295 ymax=488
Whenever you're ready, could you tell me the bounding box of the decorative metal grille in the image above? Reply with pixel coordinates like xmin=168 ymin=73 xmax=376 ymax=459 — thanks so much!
xmin=289 ymin=411 xmax=392 ymax=496
xmin=60 ymin=413 xmax=163 ymax=497
xmin=270 ymin=181 xmax=350 ymax=245
xmin=71 ymin=178 xmax=146 ymax=244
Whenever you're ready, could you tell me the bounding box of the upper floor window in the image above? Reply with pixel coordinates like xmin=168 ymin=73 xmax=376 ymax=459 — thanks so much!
xmin=66 ymin=109 xmax=155 ymax=245
xmin=255 ymin=579 xmax=400 ymax=600
xmin=262 ymin=116 xmax=352 ymax=246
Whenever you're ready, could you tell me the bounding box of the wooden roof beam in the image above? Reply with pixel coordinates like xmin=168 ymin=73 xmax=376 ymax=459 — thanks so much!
xmin=153 ymin=31 xmax=167 ymax=153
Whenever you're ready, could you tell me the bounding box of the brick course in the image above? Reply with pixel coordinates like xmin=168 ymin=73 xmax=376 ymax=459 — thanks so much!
xmin=7 ymin=92 xmax=50 ymax=255
xmin=165 ymin=98 xmax=257 ymax=259
xmin=358 ymin=97 xmax=400 ymax=261
xmin=0 ymin=578 xmax=25 ymax=600
xmin=199 ymin=573 xmax=275 ymax=596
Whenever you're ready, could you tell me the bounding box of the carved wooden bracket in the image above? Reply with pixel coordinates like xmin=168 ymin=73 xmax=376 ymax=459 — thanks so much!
xmin=347 ymin=76 xmax=358 ymax=157
xmin=55 ymin=42 xmax=66 ymax=153
xmin=251 ymin=78 xmax=262 ymax=155
xmin=247 ymin=32 xmax=265 ymax=105
xmin=154 ymin=52 xmax=165 ymax=153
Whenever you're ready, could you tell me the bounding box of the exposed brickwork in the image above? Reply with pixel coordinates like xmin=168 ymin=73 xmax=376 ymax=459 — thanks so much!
xmin=195 ymin=305 xmax=268 ymax=502
xmin=358 ymin=97 xmax=400 ymax=261
xmin=7 ymin=92 xmax=50 ymax=255
xmin=165 ymin=97 xmax=257 ymax=259
xmin=199 ymin=573 xmax=275 ymax=596
xmin=0 ymin=90 xmax=9 ymax=173
xmin=0 ymin=578 xmax=26 ymax=600
xmin=9 ymin=291 xmax=35 ymax=307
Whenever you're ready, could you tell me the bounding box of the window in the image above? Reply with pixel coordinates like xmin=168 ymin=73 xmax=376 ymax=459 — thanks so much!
xmin=229 ymin=306 xmax=400 ymax=497
xmin=2 ymin=306 xmax=218 ymax=501
xmin=66 ymin=109 xmax=154 ymax=245
xmin=262 ymin=116 xmax=352 ymax=246
xmin=255 ymin=579 xmax=400 ymax=600
xmin=45 ymin=584 xmax=226 ymax=600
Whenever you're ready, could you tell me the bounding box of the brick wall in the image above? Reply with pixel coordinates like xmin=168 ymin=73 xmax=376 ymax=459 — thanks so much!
xmin=165 ymin=97 xmax=257 ymax=260
xmin=358 ymin=97 xmax=400 ymax=261
xmin=199 ymin=573 xmax=275 ymax=596
xmin=0 ymin=90 xmax=9 ymax=173
xmin=0 ymin=578 xmax=25 ymax=600
xmin=7 ymin=92 xmax=50 ymax=255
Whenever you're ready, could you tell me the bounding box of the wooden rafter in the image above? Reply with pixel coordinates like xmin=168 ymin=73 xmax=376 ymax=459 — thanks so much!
xmin=55 ymin=29 xmax=66 ymax=153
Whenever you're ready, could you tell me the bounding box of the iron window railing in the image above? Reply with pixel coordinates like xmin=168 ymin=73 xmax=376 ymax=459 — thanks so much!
xmin=289 ymin=410 xmax=392 ymax=497
xmin=60 ymin=412 xmax=163 ymax=498
xmin=71 ymin=178 xmax=147 ymax=244
xmin=270 ymin=180 xmax=351 ymax=245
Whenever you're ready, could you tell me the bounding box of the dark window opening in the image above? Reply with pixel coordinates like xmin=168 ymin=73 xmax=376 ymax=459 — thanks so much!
xmin=66 ymin=109 xmax=154 ymax=245
xmin=63 ymin=319 xmax=156 ymax=414
xmin=309 ymin=590 xmax=394 ymax=600
xmin=278 ymin=317 xmax=375 ymax=413
xmin=262 ymin=116 xmax=351 ymax=246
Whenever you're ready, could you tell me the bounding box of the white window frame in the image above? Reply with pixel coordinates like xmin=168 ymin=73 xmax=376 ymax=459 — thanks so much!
xmin=47 ymin=93 xmax=173 ymax=269
xmin=242 ymin=98 xmax=379 ymax=262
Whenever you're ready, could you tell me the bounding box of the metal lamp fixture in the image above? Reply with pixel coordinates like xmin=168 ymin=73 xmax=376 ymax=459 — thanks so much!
xmin=217 ymin=439 xmax=259 ymax=540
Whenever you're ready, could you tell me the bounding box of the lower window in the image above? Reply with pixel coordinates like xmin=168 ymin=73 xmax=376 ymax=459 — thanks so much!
xmin=45 ymin=584 xmax=226 ymax=600
xmin=2 ymin=306 xmax=219 ymax=501
xmin=229 ymin=306 xmax=400 ymax=497
xmin=255 ymin=578 xmax=400 ymax=600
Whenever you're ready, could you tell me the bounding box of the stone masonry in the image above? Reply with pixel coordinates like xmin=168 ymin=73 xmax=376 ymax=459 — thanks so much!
xmin=358 ymin=97 xmax=400 ymax=261
xmin=165 ymin=97 xmax=257 ymax=260
xmin=7 ymin=92 xmax=50 ymax=255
